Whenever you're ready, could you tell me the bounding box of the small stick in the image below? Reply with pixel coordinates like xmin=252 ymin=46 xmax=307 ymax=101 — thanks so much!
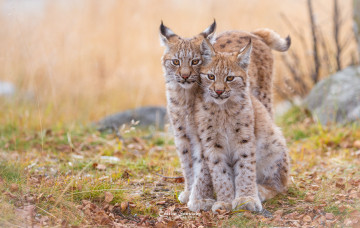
xmin=155 ymin=173 xmax=184 ymax=179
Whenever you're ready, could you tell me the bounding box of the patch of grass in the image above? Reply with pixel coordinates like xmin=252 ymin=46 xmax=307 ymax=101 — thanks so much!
xmin=69 ymin=181 xmax=126 ymax=204
xmin=324 ymin=205 xmax=346 ymax=216
xmin=222 ymin=214 xmax=267 ymax=227
xmin=287 ymin=186 xmax=306 ymax=199
xmin=277 ymin=106 xmax=308 ymax=126
xmin=0 ymin=162 xmax=23 ymax=184
xmin=292 ymin=129 xmax=308 ymax=140
xmin=0 ymin=200 xmax=19 ymax=227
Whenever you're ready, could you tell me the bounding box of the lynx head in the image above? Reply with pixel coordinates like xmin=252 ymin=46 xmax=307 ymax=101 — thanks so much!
xmin=199 ymin=38 xmax=252 ymax=105
xmin=160 ymin=21 xmax=216 ymax=89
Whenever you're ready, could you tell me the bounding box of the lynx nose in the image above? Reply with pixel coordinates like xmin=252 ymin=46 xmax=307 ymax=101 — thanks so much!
xmin=215 ymin=90 xmax=224 ymax=95
xmin=181 ymin=74 xmax=189 ymax=80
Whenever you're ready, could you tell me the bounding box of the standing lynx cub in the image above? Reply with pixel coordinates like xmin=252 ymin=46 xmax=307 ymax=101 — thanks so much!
xmin=159 ymin=21 xmax=217 ymax=205
xmin=159 ymin=21 xmax=291 ymax=210
xmin=188 ymin=39 xmax=290 ymax=212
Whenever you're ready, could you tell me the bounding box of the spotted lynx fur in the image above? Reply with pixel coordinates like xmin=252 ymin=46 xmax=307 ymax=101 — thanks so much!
xmin=159 ymin=21 xmax=290 ymax=210
xmin=160 ymin=21 xmax=217 ymax=205
xmin=214 ymin=30 xmax=290 ymax=117
xmin=188 ymin=39 xmax=290 ymax=213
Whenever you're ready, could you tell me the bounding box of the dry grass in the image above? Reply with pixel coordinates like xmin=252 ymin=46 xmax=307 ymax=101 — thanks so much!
xmin=0 ymin=108 xmax=359 ymax=227
xmin=0 ymin=0 xmax=355 ymax=127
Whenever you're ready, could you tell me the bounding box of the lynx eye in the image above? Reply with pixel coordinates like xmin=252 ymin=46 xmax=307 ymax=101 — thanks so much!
xmin=191 ymin=59 xmax=200 ymax=65
xmin=172 ymin=59 xmax=180 ymax=66
xmin=207 ymin=74 xmax=215 ymax=80
xmin=226 ymin=76 xmax=235 ymax=81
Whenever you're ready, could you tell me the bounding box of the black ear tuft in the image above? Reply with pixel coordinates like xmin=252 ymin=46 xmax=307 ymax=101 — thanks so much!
xmin=200 ymin=20 xmax=217 ymax=41
xmin=285 ymin=35 xmax=291 ymax=49
xmin=160 ymin=21 xmax=166 ymax=37
xmin=159 ymin=21 xmax=177 ymax=46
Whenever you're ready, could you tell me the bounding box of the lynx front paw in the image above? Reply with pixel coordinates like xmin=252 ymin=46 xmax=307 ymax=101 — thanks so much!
xmin=211 ymin=201 xmax=232 ymax=213
xmin=232 ymin=196 xmax=262 ymax=212
xmin=187 ymin=199 xmax=215 ymax=212
xmin=178 ymin=191 xmax=190 ymax=204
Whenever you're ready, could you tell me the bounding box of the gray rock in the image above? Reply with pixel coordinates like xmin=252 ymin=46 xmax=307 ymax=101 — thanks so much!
xmin=0 ymin=81 xmax=15 ymax=97
xmin=304 ymin=66 xmax=360 ymax=125
xmin=97 ymin=106 xmax=168 ymax=131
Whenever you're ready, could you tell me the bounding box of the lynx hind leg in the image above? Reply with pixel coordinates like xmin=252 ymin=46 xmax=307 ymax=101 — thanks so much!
xmin=257 ymin=184 xmax=278 ymax=202
xmin=257 ymin=129 xmax=290 ymax=194
xmin=187 ymin=161 xmax=215 ymax=212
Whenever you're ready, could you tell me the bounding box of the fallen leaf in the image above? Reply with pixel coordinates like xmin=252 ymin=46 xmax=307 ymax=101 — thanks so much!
xmin=353 ymin=140 xmax=360 ymax=149
xmin=305 ymin=194 xmax=315 ymax=202
xmin=120 ymin=202 xmax=128 ymax=212
xmin=10 ymin=183 xmax=19 ymax=192
xmin=339 ymin=205 xmax=347 ymax=212
xmin=93 ymin=163 xmax=106 ymax=171
xmin=303 ymin=215 xmax=312 ymax=222
xmin=4 ymin=191 xmax=16 ymax=199
xmin=310 ymin=184 xmax=320 ymax=191
xmin=325 ymin=213 xmax=335 ymax=220
xmin=174 ymin=177 xmax=185 ymax=183
xmin=335 ymin=178 xmax=346 ymax=189
xmin=104 ymin=192 xmax=114 ymax=203
xmin=156 ymin=201 xmax=166 ymax=205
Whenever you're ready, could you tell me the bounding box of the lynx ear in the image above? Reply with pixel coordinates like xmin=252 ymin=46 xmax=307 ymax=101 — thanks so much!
xmin=237 ymin=38 xmax=252 ymax=71
xmin=200 ymin=20 xmax=216 ymax=43
xmin=201 ymin=39 xmax=215 ymax=65
xmin=159 ymin=21 xmax=178 ymax=46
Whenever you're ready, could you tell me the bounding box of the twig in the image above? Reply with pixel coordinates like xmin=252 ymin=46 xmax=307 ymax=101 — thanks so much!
xmin=334 ymin=0 xmax=342 ymax=71
xmin=308 ymin=0 xmax=321 ymax=83
xmin=155 ymin=173 xmax=184 ymax=179
xmin=354 ymin=0 xmax=360 ymax=60
xmin=317 ymin=27 xmax=333 ymax=74
xmin=65 ymin=189 xmax=127 ymax=196
xmin=35 ymin=205 xmax=58 ymax=219
xmin=281 ymin=52 xmax=309 ymax=96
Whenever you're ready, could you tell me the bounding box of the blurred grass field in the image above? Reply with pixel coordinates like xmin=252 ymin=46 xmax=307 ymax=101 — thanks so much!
xmin=0 ymin=0 xmax=354 ymax=128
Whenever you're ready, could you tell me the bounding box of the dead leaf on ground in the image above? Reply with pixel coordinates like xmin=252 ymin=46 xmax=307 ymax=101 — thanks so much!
xmin=120 ymin=202 xmax=128 ymax=212
xmin=305 ymin=193 xmax=315 ymax=202
xmin=4 ymin=191 xmax=17 ymax=199
xmin=104 ymin=191 xmax=114 ymax=203
xmin=93 ymin=163 xmax=106 ymax=171
xmin=325 ymin=213 xmax=335 ymax=220
xmin=353 ymin=140 xmax=360 ymax=149
xmin=156 ymin=201 xmax=166 ymax=205
xmin=10 ymin=183 xmax=19 ymax=192
xmin=174 ymin=177 xmax=185 ymax=183
xmin=303 ymin=215 xmax=312 ymax=222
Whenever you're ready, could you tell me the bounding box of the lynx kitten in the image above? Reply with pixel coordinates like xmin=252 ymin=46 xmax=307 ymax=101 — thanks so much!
xmin=188 ymin=39 xmax=290 ymax=213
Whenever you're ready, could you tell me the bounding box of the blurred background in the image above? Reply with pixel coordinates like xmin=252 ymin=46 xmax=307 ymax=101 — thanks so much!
xmin=0 ymin=0 xmax=356 ymax=127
